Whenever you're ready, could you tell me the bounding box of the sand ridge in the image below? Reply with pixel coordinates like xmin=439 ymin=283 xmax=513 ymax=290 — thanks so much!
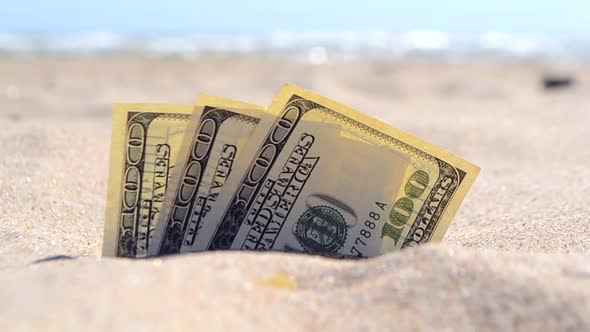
xmin=1 ymin=247 xmax=589 ymax=331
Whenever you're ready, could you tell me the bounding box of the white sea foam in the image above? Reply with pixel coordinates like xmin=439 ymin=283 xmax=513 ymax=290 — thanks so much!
xmin=0 ymin=30 xmax=586 ymax=62
xmin=0 ymin=32 xmax=35 ymax=53
xmin=400 ymin=30 xmax=451 ymax=51
xmin=46 ymin=31 xmax=126 ymax=53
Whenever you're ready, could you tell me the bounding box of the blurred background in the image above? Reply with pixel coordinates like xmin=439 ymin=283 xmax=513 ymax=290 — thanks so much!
xmin=0 ymin=0 xmax=588 ymax=147
xmin=1 ymin=0 xmax=589 ymax=62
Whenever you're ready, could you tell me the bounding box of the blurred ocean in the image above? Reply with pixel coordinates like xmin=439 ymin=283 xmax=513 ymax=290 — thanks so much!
xmin=0 ymin=30 xmax=588 ymax=63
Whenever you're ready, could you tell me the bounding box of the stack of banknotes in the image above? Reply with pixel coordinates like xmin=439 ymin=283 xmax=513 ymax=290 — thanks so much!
xmin=103 ymin=84 xmax=479 ymax=258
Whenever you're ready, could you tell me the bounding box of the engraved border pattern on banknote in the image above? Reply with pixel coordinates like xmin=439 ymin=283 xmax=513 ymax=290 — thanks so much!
xmin=316 ymin=105 xmax=467 ymax=248
xmin=158 ymin=107 xmax=259 ymax=255
xmin=208 ymin=95 xmax=466 ymax=251
xmin=117 ymin=112 xmax=190 ymax=257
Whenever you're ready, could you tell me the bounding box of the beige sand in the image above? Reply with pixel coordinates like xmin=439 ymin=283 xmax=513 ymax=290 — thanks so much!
xmin=1 ymin=58 xmax=589 ymax=331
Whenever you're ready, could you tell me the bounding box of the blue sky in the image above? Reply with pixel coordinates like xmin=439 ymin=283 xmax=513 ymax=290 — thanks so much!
xmin=1 ymin=0 xmax=588 ymax=37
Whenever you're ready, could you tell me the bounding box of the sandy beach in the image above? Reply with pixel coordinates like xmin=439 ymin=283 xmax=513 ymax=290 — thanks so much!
xmin=1 ymin=58 xmax=589 ymax=331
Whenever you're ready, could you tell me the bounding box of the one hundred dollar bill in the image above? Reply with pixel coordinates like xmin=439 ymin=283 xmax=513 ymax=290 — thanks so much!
xmin=103 ymin=103 xmax=200 ymax=258
xmin=149 ymin=95 xmax=265 ymax=256
xmin=188 ymin=84 xmax=480 ymax=257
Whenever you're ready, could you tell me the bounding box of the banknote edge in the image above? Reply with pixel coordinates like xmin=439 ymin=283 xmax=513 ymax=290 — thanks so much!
xmin=204 ymin=84 xmax=480 ymax=252
xmin=102 ymin=103 xmax=195 ymax=257
xmin=153 ymin=106 xmax=261 ymax=255
xmin=149 ymin=97 xmax=265 ymax=256
xmin=279 ymin=84 xmax=480 ymax=176
xmin=276 ymin=84 xmax=481 ymax=247
xmin=102 ymin=104 xmax=128 ymax=257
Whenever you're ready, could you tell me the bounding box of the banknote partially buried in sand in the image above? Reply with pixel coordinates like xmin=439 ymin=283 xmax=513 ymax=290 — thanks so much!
xmin=102 ymin=84 xmax=480 ymax=258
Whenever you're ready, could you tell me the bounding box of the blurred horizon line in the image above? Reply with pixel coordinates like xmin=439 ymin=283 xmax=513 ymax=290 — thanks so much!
xmin=1 ymin=29 xmax=588 ymax=63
